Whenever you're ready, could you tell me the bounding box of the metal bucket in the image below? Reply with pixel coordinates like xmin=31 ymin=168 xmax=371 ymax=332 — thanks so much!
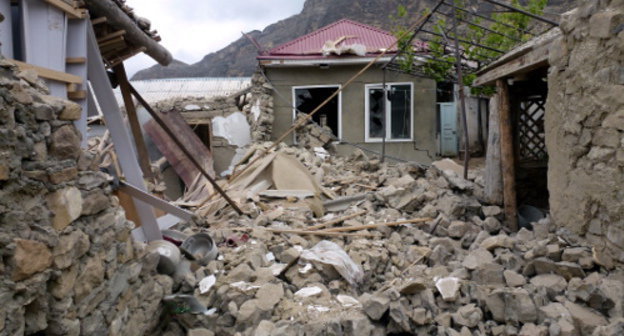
xmin=180 ymin=232 xmax=218 ymax=266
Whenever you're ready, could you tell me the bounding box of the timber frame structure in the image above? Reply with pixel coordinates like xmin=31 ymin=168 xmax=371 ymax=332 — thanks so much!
xmin=379 ymin=0 xmax=559 ymax=231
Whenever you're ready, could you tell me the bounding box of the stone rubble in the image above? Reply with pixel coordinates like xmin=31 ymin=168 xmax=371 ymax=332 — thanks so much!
xmin=0 ymin=57 xmax=171 ymax=335
xmin=155 ymin=141 xmax=624 ymax=336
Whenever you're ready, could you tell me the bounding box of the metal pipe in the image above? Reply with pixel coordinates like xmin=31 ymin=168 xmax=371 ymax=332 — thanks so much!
xmin=440 ymin=1 xmax=536 ymax=36
xmin=382 ymin=68 xmax=387 ymax=163
xmin=452 ymin=4 xmax=470 ymax=179
xmin=482 ymin=0 xmax=559 ymax=26
xmin=421 ymin=28 xmax=505 ymax=54
xmin=436 ymin=9 xmax=522 ymax=42
xmin=128 ymin=85 xmax=244 ymax=215
xmin=383 ymin=0 xmax=446 ymax=69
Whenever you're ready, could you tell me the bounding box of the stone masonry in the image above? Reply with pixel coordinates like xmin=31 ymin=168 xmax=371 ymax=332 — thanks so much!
xmin=0 ymin=57 xmax=172 ymax=335
xmin=546 ymin=0 xmax=624 ymax=263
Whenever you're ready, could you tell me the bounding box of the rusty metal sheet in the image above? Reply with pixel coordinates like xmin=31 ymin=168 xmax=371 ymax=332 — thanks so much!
xmin=144 ymin=110 xmax=215 ymax=185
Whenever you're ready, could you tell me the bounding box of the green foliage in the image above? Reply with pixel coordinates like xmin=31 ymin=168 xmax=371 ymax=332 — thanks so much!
xmin=390 ymin=5 xmax=417 ymax=73
xmin=393 ymin=0 xmax=548 ymax=97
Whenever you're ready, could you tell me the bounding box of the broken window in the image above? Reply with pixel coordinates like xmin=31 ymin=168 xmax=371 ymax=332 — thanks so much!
xmin=365 ymin=83 xmax=413 ymax=141
xmin=293 ymin=86 xmax=341 ymax=138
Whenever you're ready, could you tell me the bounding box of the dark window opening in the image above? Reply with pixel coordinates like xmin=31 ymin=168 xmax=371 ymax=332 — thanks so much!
xmin=294 ymin=87 xmax=340 ymax=138
xmin=436 ymin=81 xmax=454 ymax=103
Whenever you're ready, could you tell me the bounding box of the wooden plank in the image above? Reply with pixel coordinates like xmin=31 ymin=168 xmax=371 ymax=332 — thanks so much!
xmin=41 ymin=0 xmax=87 ymax=19
xmin=97 ymin=29 xmax=126 ymax=43
xmin=66 ymin=56 xmax=86 ymax=64
xmin=0 ymin=0 xmax=14 ymax=58
xmin=114 ymin=63 xmax=154 ymax=180
xmin=144 ymin=109 xmax=215 ymax=186
xmin=474 ymin=44 xmax=550 ymax=86
xmin=10 ymin=59 xmax=83 ymax=84
xmin=67 ymin=90 xmax=87 ymax=100
xmin=91 ymin=16 xmax=107 ymax=25
xmin=497 ymin=79 xmax=518 ymax=231
xmin=87 ymin=24 xmax=161 ymax=242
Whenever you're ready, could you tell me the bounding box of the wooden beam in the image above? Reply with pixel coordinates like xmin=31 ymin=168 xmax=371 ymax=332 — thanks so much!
xmin=66 ymin=56 xmax=86 ymax=64
xmin=67 ymin=90 xmax=87 ymax=100
xmin=113 ymin=63 xmax=154 ymax=180
xmin=83 ymin=0 xmax=172 ymax=65
xmin=474 ymin=44 xmax=550 ymax=86
xmin=10 ymin=59 xmax=82 ymax=84
xmin=41 ymin=0 xmax=87 ymax=19
xmin=91 ymin=16 xmax=107 ymax=25
xmin=497 ymin=79 xmax=518 ymax=231
xmin=97 ymin=29 xmax=126 ymax=43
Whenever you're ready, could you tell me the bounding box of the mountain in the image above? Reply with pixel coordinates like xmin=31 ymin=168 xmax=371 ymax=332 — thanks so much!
xmin=132 ymin=0 xmax=577 ymax=80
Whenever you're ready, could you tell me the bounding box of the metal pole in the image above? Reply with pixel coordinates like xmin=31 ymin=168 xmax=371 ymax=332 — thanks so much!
xmin=128 ymin=85 xmax=244 ymax=216
xmin=383 ymin=0 xmax=446 ymax=70
xmin=441 ymin=1 xmax=536 ymax=36
xmin=452 ymin=2 xmax=470 ymax=179
xmin=482 ymin=0 xmax=559 ymax=26
xmin=381 ymin=68 xmax=387 ymax=163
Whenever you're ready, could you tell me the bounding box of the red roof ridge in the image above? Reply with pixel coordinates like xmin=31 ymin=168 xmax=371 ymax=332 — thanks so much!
xmin=266 ymin=18 xmax=395 ymax=55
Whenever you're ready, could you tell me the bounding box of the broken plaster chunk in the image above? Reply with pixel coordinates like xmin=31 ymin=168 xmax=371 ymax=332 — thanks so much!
xmin=336 ymin=294 xmax=361 ymax=307
xmin=360 ymin=292 xmax=390 ymax=321
xmin=46 ymin=186 xmax=83 ymax=231
xmin=294 ymin=286 xmax=322 ymax=298
xmin=198 ymin=275 xmax=216 ymax=294
xmin=435 ymin=277 xmax=461 ymax=302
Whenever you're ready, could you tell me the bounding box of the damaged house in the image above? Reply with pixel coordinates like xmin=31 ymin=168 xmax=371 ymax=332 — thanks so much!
xmin=258 ymin=19 xmax=442 ymax=163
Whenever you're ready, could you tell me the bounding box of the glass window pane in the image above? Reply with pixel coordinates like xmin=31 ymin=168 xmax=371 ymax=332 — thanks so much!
xmin=368 ymin=88 xmax=384 ymax=138
xmin=390 ymin=85 xmax=411 ymax=139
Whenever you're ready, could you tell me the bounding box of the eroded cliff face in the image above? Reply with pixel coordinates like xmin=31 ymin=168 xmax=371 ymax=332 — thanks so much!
xmin=133 ymin=0 xmax=577 ymax=80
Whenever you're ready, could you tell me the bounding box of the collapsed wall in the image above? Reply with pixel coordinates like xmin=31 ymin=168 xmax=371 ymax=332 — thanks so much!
xmin=546 ymin=0 xmax=624 ymax=263
xmin=0 ymin=58 xmax=171 ymax=335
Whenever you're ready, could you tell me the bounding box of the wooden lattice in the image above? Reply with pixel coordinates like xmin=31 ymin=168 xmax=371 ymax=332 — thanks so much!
xmin=517 ymin=97 xmax=547 ymax=163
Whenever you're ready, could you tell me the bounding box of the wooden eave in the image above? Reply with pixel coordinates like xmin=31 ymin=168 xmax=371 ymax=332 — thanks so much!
xmin=474 ymin=28 xmax=561 ymax=87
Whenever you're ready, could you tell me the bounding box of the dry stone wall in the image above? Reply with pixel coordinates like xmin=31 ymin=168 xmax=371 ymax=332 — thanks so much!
xmin=546 ymin=0 xmax=624 ymax=263
xmin=0 ymin=57 xmax=172 ymax=335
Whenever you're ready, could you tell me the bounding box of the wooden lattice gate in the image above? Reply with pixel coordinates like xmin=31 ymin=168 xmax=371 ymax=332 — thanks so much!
xmin=516 ymin=95 xmax=547 ymax=164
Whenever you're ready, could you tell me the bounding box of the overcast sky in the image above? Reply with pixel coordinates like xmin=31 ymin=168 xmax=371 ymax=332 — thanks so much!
xmin=124 ymin=0 xmax=306 ymax=77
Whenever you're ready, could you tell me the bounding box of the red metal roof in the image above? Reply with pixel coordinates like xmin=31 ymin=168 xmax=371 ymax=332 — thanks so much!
xmin=259 ymin=19 xmax=424 ymax=60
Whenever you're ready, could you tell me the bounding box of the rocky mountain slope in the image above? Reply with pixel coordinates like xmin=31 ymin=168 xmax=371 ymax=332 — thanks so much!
xmin=132 ymin=0 xmax=577 ymax=80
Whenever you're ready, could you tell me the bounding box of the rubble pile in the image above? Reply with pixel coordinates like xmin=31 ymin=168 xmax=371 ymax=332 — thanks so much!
xmin=294 ymin=113 xmax=335 ymax=150
xmin=157 ymin=144 xmax=622 ymax=336
xmin=0 ymin=57 xmax=171 ymax=335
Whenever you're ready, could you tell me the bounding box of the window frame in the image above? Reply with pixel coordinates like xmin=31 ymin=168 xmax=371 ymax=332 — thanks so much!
xmin=364 ymin=82 xmax=414 ymax=143
xmin=291 ymin=84 xmax=343 ymax=142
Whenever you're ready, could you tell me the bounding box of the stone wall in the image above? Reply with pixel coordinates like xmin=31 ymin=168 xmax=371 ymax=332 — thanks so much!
xmin=0 ymin=58 xmax=172 ymax=335
xmin=546 ymin=0 xmax=624 ymax=262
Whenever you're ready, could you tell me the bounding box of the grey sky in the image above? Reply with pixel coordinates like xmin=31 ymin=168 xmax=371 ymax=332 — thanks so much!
xmin=125 ymin=0 xmax=306 ymax=77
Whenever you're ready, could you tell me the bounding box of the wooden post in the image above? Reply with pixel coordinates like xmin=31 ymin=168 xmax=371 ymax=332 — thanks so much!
xmin=114 ymin=63 xmax=154 ymax=180
xmin=484 ymin=93 xmax=503 ymax=204
xmin=497 ymin=79 xmax=518 ymax=231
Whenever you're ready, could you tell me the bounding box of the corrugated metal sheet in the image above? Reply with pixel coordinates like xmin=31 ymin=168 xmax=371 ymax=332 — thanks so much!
xmin=266 ymin=19 xmax=398 ymax=56
xmin=114 ymin=77 xmax=251 ymax=106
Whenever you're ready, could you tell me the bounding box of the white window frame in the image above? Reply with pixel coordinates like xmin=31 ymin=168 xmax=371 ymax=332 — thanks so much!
xmin=291 ymin=84 xmax=342 ymax=141
xmin=364 ymin=82 xmax=414 ymax=143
